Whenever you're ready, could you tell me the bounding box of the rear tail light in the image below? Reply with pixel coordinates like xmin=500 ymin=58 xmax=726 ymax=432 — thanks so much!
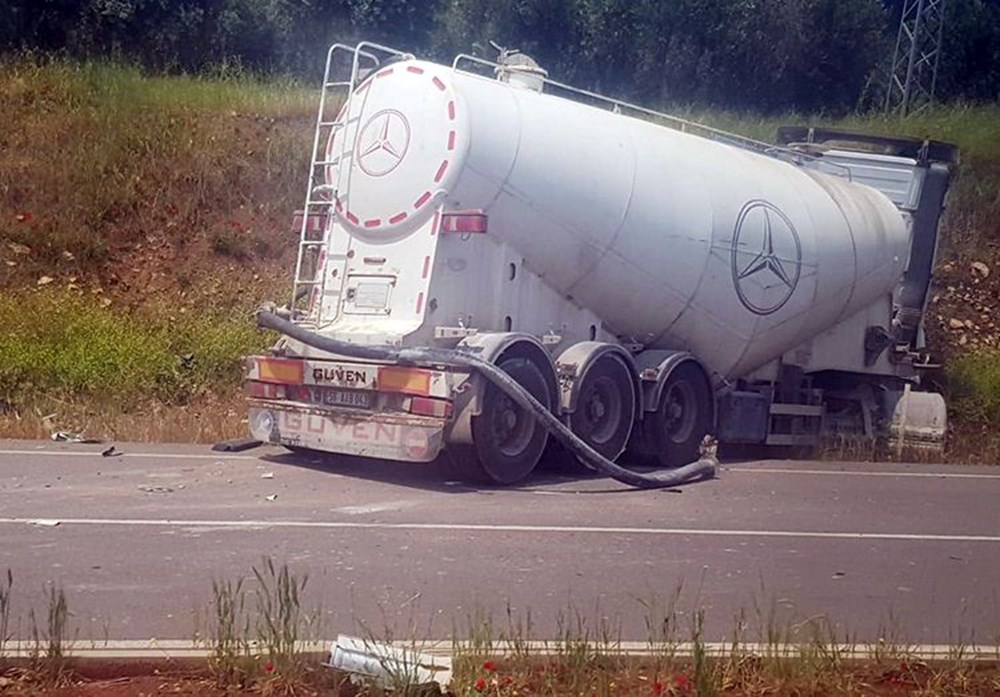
xmin=377 ymin=366 xmax=433 ymax=396
xmin=248 ymin=381 xmax=286 ymax=399
xmin=253 ymin=358 xmax=305 ymax=385
xmin=440 ymin=210 xmax=487 ymax=234
xmin=408 ymin=396 xmax=454 ymax=419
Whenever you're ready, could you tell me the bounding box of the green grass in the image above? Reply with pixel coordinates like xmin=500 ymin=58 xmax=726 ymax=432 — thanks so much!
xmin=0 ymin=289 xmax=271 ymax=404
xmin=0 ymin=56 xmax=313 ymax=271
xmin=948 ymin=350 xmax=1000 ymax=425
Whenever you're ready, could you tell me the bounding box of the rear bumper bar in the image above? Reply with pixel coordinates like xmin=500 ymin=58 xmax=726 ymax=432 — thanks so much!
xmin=248 ymin=400 xmax=446 ymax=462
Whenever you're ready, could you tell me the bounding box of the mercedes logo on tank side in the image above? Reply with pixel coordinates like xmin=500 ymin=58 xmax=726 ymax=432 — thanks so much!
xmin=357 ymin=109 xmax=411 ymax=177
xmin=731 ymin=200 xmax=802 ymax=316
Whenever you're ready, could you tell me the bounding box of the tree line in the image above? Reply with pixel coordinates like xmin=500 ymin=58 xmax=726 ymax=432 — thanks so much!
xmin=2 ymin=0 xmax=997 ymax=113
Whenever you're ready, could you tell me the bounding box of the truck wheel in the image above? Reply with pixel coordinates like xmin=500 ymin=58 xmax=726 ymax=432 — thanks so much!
xmin=567 ymin=354 xmax=635 ymax=466
xmin=643 ymin=362 xmax=712 ymax=468
xmin=463 ymin=356 xmax=552 ymax=485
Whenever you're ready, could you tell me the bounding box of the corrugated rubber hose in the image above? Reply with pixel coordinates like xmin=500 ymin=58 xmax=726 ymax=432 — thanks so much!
xmin=256 ymin=306 xmax=718 ymax=489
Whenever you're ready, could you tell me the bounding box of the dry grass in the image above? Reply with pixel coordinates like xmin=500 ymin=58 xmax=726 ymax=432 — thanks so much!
xmin=0 ymin=390 xmax=248 ymax=444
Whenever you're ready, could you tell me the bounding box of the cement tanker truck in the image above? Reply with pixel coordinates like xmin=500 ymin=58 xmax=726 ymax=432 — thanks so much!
xmin=245 ymin=41 xmax=959 ymax=484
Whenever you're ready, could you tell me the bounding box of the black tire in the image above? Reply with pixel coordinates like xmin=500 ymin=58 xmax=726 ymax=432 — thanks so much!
xmin=641 ymin=362 xmax=712 ymax=468
xmin=567 ymin=355 xmax=636 ymax=467
xmin=460 ymin=356 xmax=552 ymax=485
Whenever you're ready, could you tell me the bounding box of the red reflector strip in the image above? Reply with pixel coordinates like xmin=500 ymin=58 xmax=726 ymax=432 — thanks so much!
xmin=441 ymin=211 xmax=488 ymax=234
xmin=292 ymin=210 xmax=327 ymax=233
xmin=248 ymin=381 xmax=286 ymax=399
xmin=256 ymin=359 xmax=304 ymax=385
xmin=378 ymin=366 xmax=433 ymax=396
xmin=408 ymin=396 xmax=454 ymax=419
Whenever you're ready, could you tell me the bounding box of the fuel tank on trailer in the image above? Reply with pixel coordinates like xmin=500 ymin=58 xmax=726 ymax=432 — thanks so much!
xmin=326 ymin=59 xmax=911 ymax=383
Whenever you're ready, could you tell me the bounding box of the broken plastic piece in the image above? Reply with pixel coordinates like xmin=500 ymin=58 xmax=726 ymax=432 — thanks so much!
xmin=327 ymin=635 xmax=451 ymax=691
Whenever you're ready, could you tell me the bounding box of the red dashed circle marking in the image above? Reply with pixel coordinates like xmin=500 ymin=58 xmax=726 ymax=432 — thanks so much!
xmin=414 ymin=191 xmax=432 ymax=209
xmin=343 ymin=68 xmax=457 ymax=231
xmin=434 ymin=160 xmax=449 ymax=183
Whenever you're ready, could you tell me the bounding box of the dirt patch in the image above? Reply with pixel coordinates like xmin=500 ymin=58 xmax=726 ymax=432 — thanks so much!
xmin=2 ymin=657 xmax=998 ymax=696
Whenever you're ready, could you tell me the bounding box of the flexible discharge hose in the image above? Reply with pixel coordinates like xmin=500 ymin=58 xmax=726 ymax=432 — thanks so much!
xmin=257 ymin=307 xmax=718 ymax=489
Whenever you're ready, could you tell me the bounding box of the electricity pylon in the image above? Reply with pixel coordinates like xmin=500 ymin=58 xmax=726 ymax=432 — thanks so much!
xmin=885 ymin=0 xmax=947 ymax=117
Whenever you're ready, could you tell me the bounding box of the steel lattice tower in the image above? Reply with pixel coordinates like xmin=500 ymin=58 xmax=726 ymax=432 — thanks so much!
xmin=885 ymin=0 xmax=947 ymax=117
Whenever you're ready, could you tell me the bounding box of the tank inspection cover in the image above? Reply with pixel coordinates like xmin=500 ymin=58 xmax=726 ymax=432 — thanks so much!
xmin=730 ymin=200 xmax=802 ymax=316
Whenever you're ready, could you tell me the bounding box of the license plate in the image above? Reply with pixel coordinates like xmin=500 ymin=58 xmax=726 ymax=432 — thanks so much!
xmin=317 ymin=388 xmax=373 ymax=409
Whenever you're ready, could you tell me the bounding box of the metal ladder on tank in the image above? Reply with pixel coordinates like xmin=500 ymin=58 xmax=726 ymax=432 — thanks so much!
xmin=290 ymin=42 xmax=413 ymax=324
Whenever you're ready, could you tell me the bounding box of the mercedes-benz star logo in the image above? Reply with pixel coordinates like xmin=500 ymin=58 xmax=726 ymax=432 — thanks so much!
xmin=357 ymin=109 xmax=410 ymax=177
xmin=730 ymin=200 xmax=802 ymax=316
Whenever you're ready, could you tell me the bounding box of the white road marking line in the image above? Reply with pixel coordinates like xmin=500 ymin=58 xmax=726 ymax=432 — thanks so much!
xmin=0 ymin=449 xmax=260 ymax=460
xmin=2 ymin=517 xmax=998 ymax=542
xmin=726 ymin=466 xmax=1000 ymax=479
xmin=333 ymin=501 xmax=417 ymax=515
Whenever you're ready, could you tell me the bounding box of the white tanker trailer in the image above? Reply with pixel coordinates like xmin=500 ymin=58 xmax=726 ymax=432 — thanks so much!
xmin=246 ymin=42 xmax=959 ymax=484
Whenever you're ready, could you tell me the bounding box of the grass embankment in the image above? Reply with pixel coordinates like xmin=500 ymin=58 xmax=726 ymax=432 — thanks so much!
xmin=0 ymin=58 xmax=997 ymax=452
xmin=0 ymin=58 xmax=313 ymax=440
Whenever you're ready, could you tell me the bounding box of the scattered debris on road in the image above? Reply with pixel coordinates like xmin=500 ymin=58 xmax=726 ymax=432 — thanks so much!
xmin=51 ymin=431 xmax=103 ymax=444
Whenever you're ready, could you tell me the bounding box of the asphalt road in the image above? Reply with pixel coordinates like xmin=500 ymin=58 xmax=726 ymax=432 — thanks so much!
xmin=1 ymin=439 xmax=998 ymax=647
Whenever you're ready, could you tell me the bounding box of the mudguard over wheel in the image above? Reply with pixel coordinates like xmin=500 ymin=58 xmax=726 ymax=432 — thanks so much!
xmin=638 ymin=362 xmax=713 ymax=468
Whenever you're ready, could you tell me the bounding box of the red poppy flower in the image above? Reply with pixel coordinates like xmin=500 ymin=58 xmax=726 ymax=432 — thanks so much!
xmin=474 ymin=676 xmax=486 ymax=691
xmin=263 ymin=661 xmax=275 ymax=673
xmin=674 ymin=674 xmax=690 ymax=690
xmin=652 ymin=681 xmax=664 ymax=695
xmin=483 ymin=660 xmax=497 ymax=672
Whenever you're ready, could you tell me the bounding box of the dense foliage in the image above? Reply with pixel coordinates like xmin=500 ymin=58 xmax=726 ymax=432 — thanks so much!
xmin=2 ymin=0 xmax=997 ymax=113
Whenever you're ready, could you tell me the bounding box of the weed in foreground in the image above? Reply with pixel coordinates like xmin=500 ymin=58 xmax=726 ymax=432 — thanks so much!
xmin=209 ymin=576 xmax=251 ymax=688
xmin=25 ymin=582 xmax=72 ymax=686
xmin=252 ymin=556 xmax=310 ymax=684
xmin=0 ymin=569 xmax=11 ymax=668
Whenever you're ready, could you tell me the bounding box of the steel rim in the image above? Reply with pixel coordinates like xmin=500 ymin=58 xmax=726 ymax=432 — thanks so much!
xmin=489 ymin=392 xmax=534 ymax=457
xmin=663 ymin=380 xmax=697 ymax=444
xmin=579 ymin=375 xmax=624 ymax=445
